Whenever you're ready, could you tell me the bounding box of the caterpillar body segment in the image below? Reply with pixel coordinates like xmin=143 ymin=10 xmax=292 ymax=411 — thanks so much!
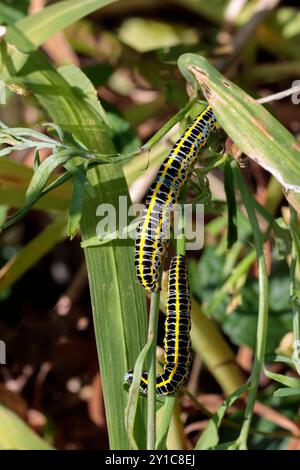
xmin=125 ymin=255 xmax=192 ymax=396
xmin=135 ymin=105 xmax=217 ymax=292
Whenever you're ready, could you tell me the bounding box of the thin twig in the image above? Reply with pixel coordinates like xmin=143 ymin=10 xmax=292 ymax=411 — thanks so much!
xmin=257 ymin=84 xmax=300 ymax=104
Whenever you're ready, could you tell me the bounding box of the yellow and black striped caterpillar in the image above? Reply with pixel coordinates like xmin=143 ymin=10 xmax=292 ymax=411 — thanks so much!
xmin=125 ymin=255 xmax=192 ymax=395
xmin=135 ymin=105 xmax=217 ymax=292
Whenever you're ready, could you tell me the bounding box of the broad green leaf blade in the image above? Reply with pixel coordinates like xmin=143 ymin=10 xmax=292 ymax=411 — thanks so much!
xmin=178 ymin=54 xmax=300 ymax=212
xmin=0 ymin=405 xmax=53 ymax=450
xmin=6 ymin=0 xmax=118 ymax=52
xmin=0 ymin=216 xmax=67 ymax=292
xmin=264 ymin=368 xmax=300 ymax=388
xmin=274 ymin=387 xmax=300 ymax=398
xmin=54 ymin=66 xmax=148 ymax=449
xmin=2 ymin=40 xmax=148 ymax=447
xmin=195 ymin=383 xmax=247 ymax=450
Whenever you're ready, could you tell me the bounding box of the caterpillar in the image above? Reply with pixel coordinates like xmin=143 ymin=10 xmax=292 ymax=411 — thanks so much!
xmin=135 ymin=105 xmax=217 ymax=292
xmin=125 ymin=254 xmax=192 ymax=396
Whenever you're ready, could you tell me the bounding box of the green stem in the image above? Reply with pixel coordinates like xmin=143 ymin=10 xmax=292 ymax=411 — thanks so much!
xmin=147 ymin=273 xmax=162 ymax=449
xmin=141 ymin=97 xmax=198 ymax=152
xmin=233 ymin=164 xmax=269 ymax=450
xmin=289 ymin=207 xmax=300 ymax=375
xmin=196 ymin=152 xmax=228 ymax=173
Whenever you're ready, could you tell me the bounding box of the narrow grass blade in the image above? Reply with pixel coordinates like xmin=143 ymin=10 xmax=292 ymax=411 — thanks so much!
xmin=178 ymin=54 xmax=300 ymax=212
xmin=274 ymin=388 xmax=300 ymax=398
xmin=25 ymin=149 xmax=76 ymax=206
xmin=125 ymin=339 xmax=153 ymax=450
xmin=195 ymin=383 xmax=247 ymax=450
xmin=224 ymin=160 xmax=237 ymax=248
xmin=0 ymin=3 xmax=25 ymax=24
xmin=68 ymin=172 xmax=86 ymax=239
xmin=6 ymin=0 xmax=118 ymax=53
xmin=0 ymin=216 xmax=68 ymax=292
xmin=155 ymin=396 xmax=176 ymax=450
xmin=265 ymin=354 xmax=295 ymax=366
xmin=263 ymin=368 xmax=300 ymax=388
xmin=0 ymin=405 xmax=53 ymax=450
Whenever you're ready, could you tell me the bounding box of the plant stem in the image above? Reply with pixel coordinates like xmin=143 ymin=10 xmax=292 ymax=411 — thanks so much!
xmin=147 ymin=274 xmax=162 ymax=449
xmin=141 ymin=97 xmax=198 ymax=152
xmin=233 ymin=164 xmax=269 ymax=450
xmin=289 ymin=207 xmax=300 ymax=375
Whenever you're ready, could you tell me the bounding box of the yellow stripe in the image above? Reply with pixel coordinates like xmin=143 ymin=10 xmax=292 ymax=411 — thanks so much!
xmin=138 ymin=106 xmax=213 ymax=288
xmin=156 ymin=255 xmax=180 ymax=388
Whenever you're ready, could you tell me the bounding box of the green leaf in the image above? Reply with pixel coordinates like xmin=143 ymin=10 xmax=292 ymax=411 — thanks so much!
xmin=274 ymin=387 xmax=300 ymax=398
xmin=263 ymin=368 xmax=300 ymax=388
xmin=174 ymin=0 xmax=228 ymax=24
xmin=25 ymin=149 xmax=77 ymax=207
xmin=33 ymin=148 xmax=41 ymax=172
xmin=68 ymin=171 xmax=86 ymax=239
xmin=5 ymin=0 xmax=118 ymax=53
xmin=178 ymin=54 xmax=300 ymax=212
xmin=11 ymin=60 xmax=146 ymax=452
xmin=0 ymin=216 xmax=68 ymax=292
xmin=0 ymin=80 xmax=6 ymax=104
xmin=155 ymin=396 xmax=176 ymax=450
xmin=125 ymin=339 xmax=153 ymax=450
xmin=2 ymin=2 xmax=148 ymax=448
xmin=118 ymin=18 xmax=198 ymax=53
xmin=195 ymin=383 xmax=247 ymax=450
xmin=0 ymin=205 xmax=7 ymax=227
xmin=0 ymin=3 xmax=25 ymax=24
xmin=265 ymin=354 xmax=295 ymax=366
xmin=0 ymin=404 xmax=53 ymax=450
xmin=223 ymin=160 xmax=237 ymax=248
